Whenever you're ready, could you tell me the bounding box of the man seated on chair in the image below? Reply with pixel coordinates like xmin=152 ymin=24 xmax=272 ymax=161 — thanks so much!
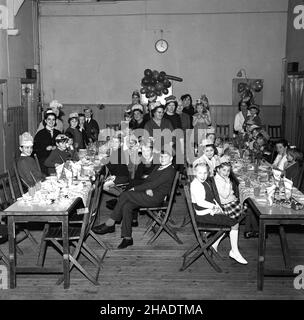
xmin=92 ymin=149 xmax=176 ymax=249
xmin=17 ymin=132 xmax=45 ymax=188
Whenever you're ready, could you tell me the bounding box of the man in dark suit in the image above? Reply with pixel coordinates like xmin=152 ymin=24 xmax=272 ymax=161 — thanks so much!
xmin=84 ymin=108 xmax=100 ymax=142
xmin=92 ymin=150 xmax=176 ymax=249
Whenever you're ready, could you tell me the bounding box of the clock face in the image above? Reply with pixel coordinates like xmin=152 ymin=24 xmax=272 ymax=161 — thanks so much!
xmin=155 ymin=39 xmax=168 ymax=53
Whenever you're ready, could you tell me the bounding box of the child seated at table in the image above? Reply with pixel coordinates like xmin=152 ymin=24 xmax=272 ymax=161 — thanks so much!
xmin=252 ymin=133 xmax=273 ymax=163
xmin=190 ymin=162 xmax=247 ymax=264
xmin=193 ymin=139 xmax=220 ymax=176
xmin=272 ymin=139 xmax=288 ymax=171
xmin=17 ymin=132 xmax=45 ymax=188
xmin=104 ymin=136 xmax=130 ymax=196
xmin=214 ymin=136 xmax=224 ymax=156
xmin=44 ymin=134 xmax=78 ymax=175
xmin=284 ymin=148 xmax=303 ymax=188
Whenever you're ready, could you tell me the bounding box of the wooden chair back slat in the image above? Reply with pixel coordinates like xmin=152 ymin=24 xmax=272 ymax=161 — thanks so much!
xmin=0 ymin=172 xmax=16 ymax=209
xmin=216 ymin=124 xmax=230 ymax=139
xmin=268 ymin=125 xmax=282 ymax=139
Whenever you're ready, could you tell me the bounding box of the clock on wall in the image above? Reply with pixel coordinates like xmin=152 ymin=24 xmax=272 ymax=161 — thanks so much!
xmin=155 ymin=30 xmax=168 ymax=53
xmin=155 ymin=39 xmax=168 ymax=53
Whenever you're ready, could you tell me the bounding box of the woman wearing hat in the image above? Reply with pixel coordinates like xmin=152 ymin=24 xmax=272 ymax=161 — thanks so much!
xmin=36 ymin=100 xmax=64 ymax=133
xmin=163 ymin=95 xmax=182 ymax=130
xmin=65 ymin=112 xmax=85 ymax=151
xmin=129 ymin=105 xmax=146 ymax=131
xmin=144 ymin=103 xmax=175 ymax=153
xmin=34 ymin=110 xmax=61 ymax=174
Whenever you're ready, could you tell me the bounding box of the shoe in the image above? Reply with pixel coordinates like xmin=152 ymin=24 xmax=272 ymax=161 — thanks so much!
xmin=229 ymin=250 xmax=248 ymax=265
xmin=117 ymin=238 xmax=133 ymax=249
xmin=92 ymin=223 xmax=115 ymax=235
xmin=132 ymin=220 xmax=139 ymax=227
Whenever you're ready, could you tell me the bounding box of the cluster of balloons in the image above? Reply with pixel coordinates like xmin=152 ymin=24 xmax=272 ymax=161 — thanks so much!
xmin=140 ymin=69 xmax=172 ymax=99
xmin=238 ymin=79 xmax=263 ymax=103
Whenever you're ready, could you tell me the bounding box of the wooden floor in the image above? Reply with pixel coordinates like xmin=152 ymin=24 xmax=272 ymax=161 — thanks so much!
xmin=1 ymin=190 xmax=304 ymax=300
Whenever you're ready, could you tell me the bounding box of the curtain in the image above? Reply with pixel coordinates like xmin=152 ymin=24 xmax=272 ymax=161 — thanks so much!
xmin=286 ymin=76 xmax=304 ymax=150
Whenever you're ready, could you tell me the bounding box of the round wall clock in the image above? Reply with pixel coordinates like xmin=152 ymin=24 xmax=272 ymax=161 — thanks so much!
xmin=155 ymin=39 xmax=169 ymax=53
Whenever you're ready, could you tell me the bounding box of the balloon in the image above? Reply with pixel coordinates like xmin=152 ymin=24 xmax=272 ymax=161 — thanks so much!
xmin=152 ymin=70 xmax=159 ymax=79
xmin=252 ymin=80 xmax=263 ymax=92
xmin=150 ymin=78 xmax=157 ymax=86
xmin=159 ymin=71 xmax=166 ymax=77
xmin=155 ymin=90 xmax=162 ymax=96
xmin=155 ymin=82 xmax=164 ymax=91
xmin=162 ymin=88 xmax=169 ymax=95
xmin=238 ymin=82 xmax=247 ymax=93
xmin=144 ymin=69 xmax=152 ymax=78
xmin=141 ymin=77 xmax=151 ymax=86
xmin=146 ymin=92 xmax=153 ymax=98
xmin=158 ymin=74 xmax=165 ymax=82
xmin=147 ymin=85 xmax=156 ymax=93
xmin=163 ymin=79 xmax=171 ymax=88
xmin=140 ymin=87 xmax=147 ymax=94
xmin=166 ymin=75 xmax=183 ymax=82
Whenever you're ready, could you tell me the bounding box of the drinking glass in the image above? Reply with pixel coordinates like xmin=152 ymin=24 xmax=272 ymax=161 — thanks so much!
xmin=254 ymin=186 xmax=261 ymax=197
xmin=28 ymin=186 xmax=36 ymax=197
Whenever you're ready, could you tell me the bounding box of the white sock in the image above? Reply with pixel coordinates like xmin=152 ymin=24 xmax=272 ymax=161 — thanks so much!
xmin=212 ymin=234 xmax=225 ymax=252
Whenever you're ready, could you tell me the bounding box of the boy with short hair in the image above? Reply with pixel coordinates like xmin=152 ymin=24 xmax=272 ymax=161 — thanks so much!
xmin=17 ymin=132 xmax=45 ymax=188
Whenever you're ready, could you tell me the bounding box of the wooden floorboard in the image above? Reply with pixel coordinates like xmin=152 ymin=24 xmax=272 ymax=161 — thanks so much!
xmin=1 ymin=191 xmax=304 ymax=300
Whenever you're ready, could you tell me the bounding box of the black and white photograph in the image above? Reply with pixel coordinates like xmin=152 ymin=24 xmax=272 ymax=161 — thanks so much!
xmin=0 ymin=0 xmax=304 ymax=308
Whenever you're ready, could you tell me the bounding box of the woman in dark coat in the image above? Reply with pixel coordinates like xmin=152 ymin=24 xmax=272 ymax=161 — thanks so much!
xmin=33 ymin=110 xmax=60 ymax=174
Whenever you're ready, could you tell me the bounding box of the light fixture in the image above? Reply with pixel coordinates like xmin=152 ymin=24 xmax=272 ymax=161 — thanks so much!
xmin=236 ymin=68 xmax=248 ymax=81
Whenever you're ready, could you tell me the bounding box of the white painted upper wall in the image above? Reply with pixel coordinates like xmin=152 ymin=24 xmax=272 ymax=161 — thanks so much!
xmin=39 ymin=0 xmax=288 ymax=105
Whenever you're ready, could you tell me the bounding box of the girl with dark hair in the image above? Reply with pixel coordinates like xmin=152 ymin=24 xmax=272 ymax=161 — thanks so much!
xmin=193 ymin=140 xmax=220 ymax=176
xmin=284 ymin=148 xmax=303 ymax=187
xmin=65 ymin=113 xmax=85 ymax=151
xmin=272 ymin=139 xmax=289 ymax=171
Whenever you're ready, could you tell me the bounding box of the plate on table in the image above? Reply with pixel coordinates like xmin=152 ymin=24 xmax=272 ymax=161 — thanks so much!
xmin=258 ymin=165 xmax=269 ymax=171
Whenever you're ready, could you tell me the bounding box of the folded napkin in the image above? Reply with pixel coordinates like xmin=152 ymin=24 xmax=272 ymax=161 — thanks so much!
xmin=272 ymin=168 xmax=282 ymax=186
xmin=266 ymin=185 xmax=276 ymax=205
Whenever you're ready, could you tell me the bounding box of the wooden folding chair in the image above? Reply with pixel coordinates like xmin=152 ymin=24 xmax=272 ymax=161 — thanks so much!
xmin=11 ymin=163 xmax=39 ymax=247
xmin=38 ymin=181 xmax=108 ymax=285
xmin=0 ymin=172 xmax=38 ymax=255
xmin=33 ymin=153 xmax=41 ymax=171
xmin=139 ymin=171 xmax=183 ymax=245
xmin=13 ymin=161 xmax=25 ymax=196
xmin=180 ymin=185 xmax=230 ymax=272
xmin=0 ymin=225 xmax=9 ymax=265
xmin=268 ymin=125 xmax=282 ymax=142
xmin=216 ymin=124 xmax=230 ymax=139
